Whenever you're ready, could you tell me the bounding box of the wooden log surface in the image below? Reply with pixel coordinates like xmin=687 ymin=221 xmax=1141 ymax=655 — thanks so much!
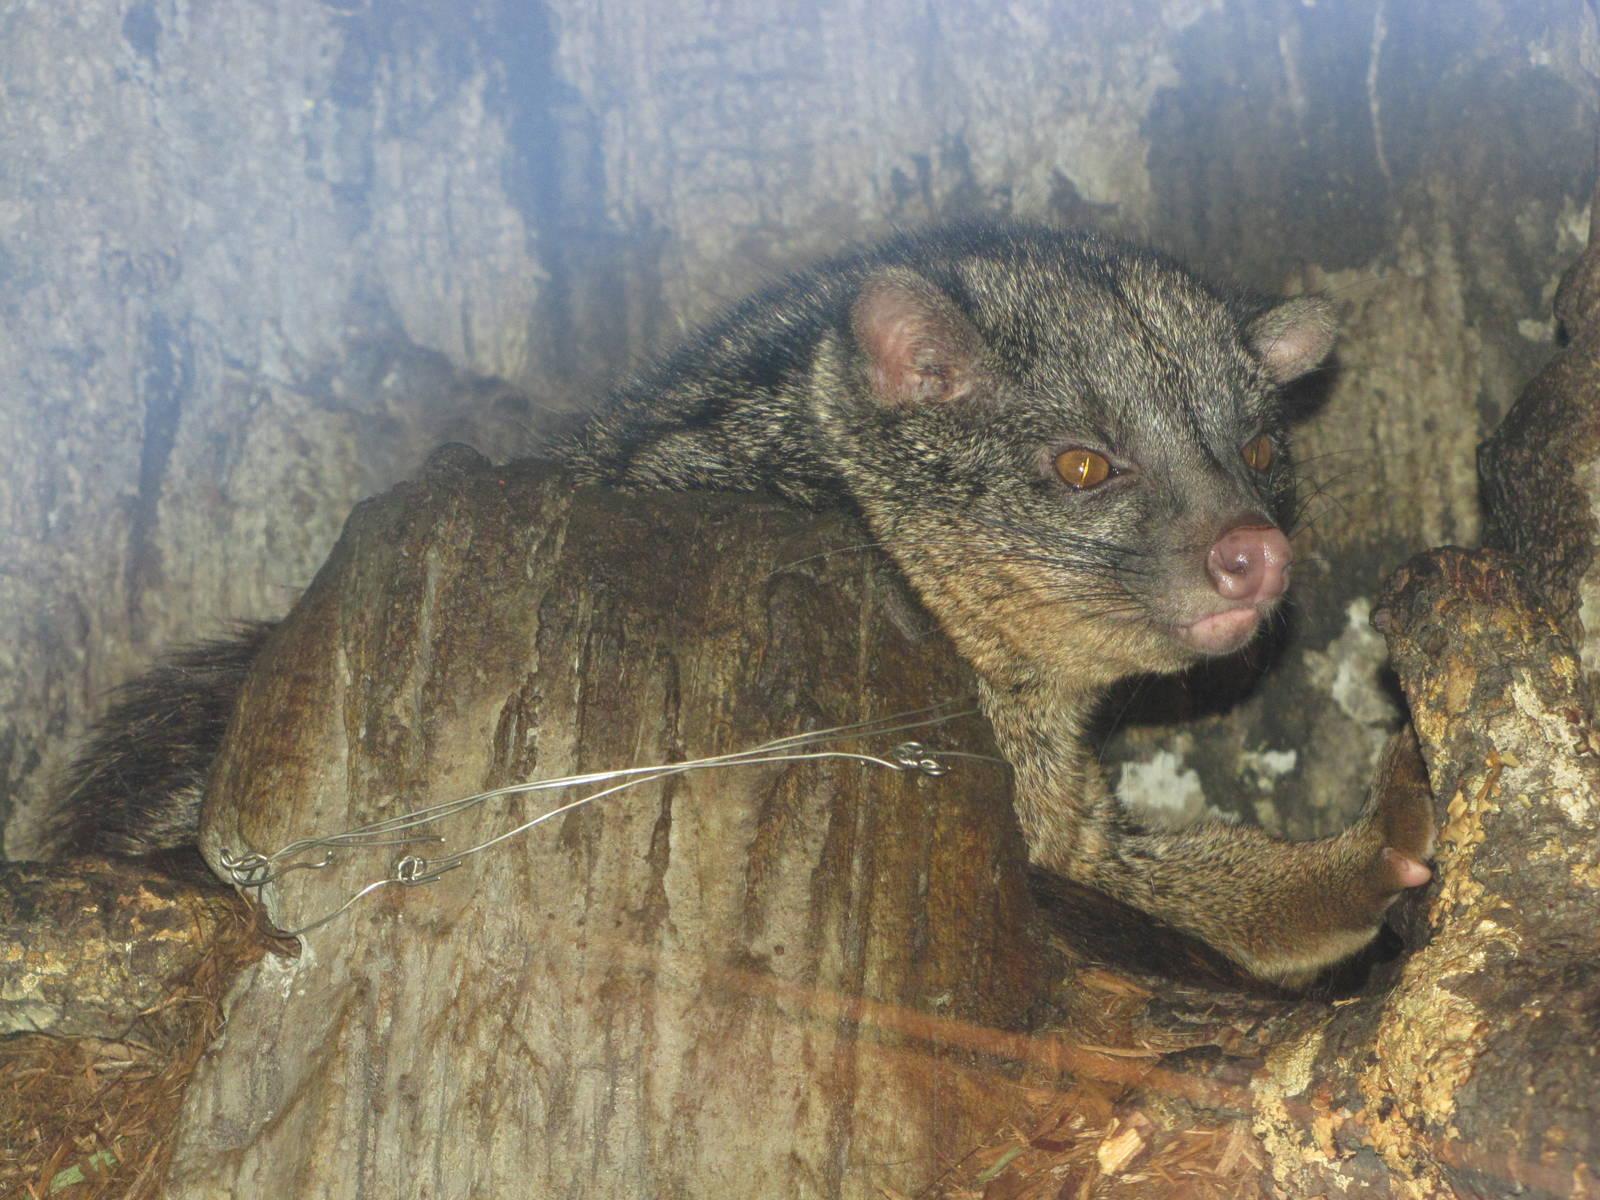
xmin=161 ymin=445 xmax=1046 ymax=1199
xmin=11 ymin=458 xmax=1600 ymax=1197
xmin=1248 ymin=547 xmax=1600 ymax=1198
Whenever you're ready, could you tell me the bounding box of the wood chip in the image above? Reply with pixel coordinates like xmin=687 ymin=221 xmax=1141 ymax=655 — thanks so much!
xmin=1095 ymin=1114 xmax=1153 ymax=1175
xmin=1215 ymin=1122 xmax=1253 ymax=1176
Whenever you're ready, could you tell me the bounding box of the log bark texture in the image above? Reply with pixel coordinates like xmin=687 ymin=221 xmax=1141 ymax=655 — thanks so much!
xmin=163 ymin=446 xmax=1044 ymax=1199
xmin=1235 ymin=547 xmax=1600 ymax=1199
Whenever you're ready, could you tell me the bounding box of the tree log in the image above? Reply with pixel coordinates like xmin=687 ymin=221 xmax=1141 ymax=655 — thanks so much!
xmin=0 ymin=858 xmax=240 ymax=1039
xmin=1248 ymin=547 xmax=1600 ymax=1198
xmin=159 ymin=445 xmax=1045 ymax=1199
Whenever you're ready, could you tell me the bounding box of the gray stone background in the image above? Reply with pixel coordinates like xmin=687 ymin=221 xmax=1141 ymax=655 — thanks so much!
xmin=2 ymin=0 xmax=1596 ymax=854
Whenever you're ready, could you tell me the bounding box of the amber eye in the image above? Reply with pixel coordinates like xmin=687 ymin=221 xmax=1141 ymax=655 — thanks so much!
xmin=1242 ymin=435 xmax=1275 ymax=472
xmin=1054 ymin=448 xmax=1113 ymax=490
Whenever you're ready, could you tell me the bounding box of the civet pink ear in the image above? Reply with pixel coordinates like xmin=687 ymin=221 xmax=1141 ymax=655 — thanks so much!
xmin=851 ymin=269 xmax=984 ymax=407
xmin=1247 ymin=296 xmax=1337 ymax=384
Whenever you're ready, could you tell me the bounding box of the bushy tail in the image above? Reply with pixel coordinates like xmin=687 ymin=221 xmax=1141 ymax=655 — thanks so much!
xmin=51 ymin=623 xmax=275 ymax=858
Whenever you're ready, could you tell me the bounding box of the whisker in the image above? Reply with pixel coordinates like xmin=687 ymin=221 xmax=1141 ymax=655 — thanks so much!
xmin=1290 ymin=447 xmax=1366 ymax=470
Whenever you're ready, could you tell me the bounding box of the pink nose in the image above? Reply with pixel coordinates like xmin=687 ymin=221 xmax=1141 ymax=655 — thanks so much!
xmin=1207 ymin=524 xmax=1292 ymax=604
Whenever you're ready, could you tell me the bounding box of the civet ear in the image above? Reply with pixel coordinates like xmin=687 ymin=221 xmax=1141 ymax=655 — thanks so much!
xmin=851 ymin=269 xmax=985 ymax=407
xmin=1246 ymin=295 xmax=1337 ymax=385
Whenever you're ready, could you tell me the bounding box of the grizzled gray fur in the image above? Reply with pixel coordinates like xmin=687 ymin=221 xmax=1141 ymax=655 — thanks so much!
xmin=58 ymin=222 xmax=1434 ymax=985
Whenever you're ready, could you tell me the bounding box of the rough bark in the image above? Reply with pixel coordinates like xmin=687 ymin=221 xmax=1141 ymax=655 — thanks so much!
xmin=1239 ymin=547 xmax=1600 ymax=1199
xmin=1357 ymin=550 xmax=1600 ymax=1193
xmin=17 ymin=535 xmax=1599 ymax=1198
xmin=155 ymin=446 xmax=1044 ymax=1199
xmin=13 ymin=396 xmax=1600 ymax=1197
